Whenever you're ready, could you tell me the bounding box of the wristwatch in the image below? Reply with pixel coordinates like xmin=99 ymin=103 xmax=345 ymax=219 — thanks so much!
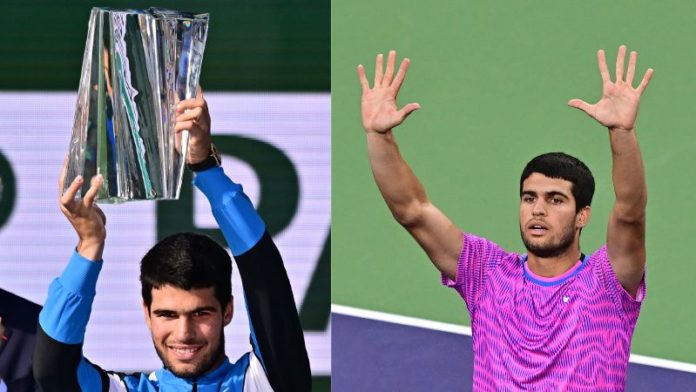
xmin=187 ymin=144 xmax=221 ymax=172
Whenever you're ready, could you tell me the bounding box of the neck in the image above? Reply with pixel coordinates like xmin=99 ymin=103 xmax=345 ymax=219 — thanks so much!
xmin=525 ymin=246 xmax=582 ymax=278
xmin=209 ymin=354 xmax=227 ymax=374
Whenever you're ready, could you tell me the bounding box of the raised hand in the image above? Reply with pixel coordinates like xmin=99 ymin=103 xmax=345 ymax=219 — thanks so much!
xmin=358 ymin=50 xmax=420 ymax=134
xmin=59 ymin=163 xmax=106 ymax=261
xmin=175 ymin=86 xmax=212 ymax=164
xmin=568 ymin=45 xmax=653 ymax=132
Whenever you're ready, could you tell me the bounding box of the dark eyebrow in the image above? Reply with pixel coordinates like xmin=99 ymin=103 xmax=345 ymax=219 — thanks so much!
xmin=521 ymin=190 xmax=570 ymax=199
xmin=189 ymin=306 xmax=218 ymax=314
xmin=152 ymin=306 xmax=218 ymax=317
xmin=152 ymin=309 xmax=176 ymax=317
xmin=545 ymin=191 xmax=569 ymax=199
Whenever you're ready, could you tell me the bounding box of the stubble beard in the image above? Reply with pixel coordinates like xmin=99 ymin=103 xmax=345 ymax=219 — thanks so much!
xmin=520 ymin=220 xmax=576 ymax=258
xmin=153 ymin=328 xmax=226 ymax=379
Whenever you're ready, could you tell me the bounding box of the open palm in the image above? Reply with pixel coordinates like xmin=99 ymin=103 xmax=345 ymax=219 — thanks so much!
xmin=569 ymin=46 xmax=653 ymax=131
xmin=358 ymin=51 xmax=420 ymax=134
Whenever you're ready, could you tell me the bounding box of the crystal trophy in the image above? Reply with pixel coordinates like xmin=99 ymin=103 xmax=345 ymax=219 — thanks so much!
xmin=64 ymin=7 xmax=208 ymax=202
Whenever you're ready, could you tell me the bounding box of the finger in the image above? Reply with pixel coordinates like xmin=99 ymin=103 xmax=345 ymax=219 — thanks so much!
xmin=59 ymin=155 xmax=68 ymax=195
xmin=175 ymin=120 xmax=195 ymax=133
xmin=374 ymin=53 xmax=384 ymax=86
xmin=615 ymin=45 xmax=626 ymax=82
xmin=392 ymin=58 xmax=411 ymax=95
xmin=95 ymin=205 xmax=107 ymax=226
xmin=397 ymin=102 xmax=421 ymax=120
xmin=195 ymin=87 xmax=206 ymax=111
xmin=176 ymin=107 xmax=203 ymax=122
xmin=176 ymin=96 xmax=204 ymax=113
xmin=597 ymin=50 xmax=610 ymax=84
xmin=626 ymin=51 xmax=637 ymax=86
xmin=567 ymin=99 xmax=595 ymax=116
xmin=357 ymin=64 xmax=370 ymax=93
xmin=637 ymin=68 xmax=654 ymax=94
xmin=60 ymin=175 xmax=84 ymax=205
xmin=82 ymin=174 xmax=103 ymax=208
xmin=193 ymin=90 xmax=205 ymax=106
xmin=382 ymin=50 xmax=397 ymax=86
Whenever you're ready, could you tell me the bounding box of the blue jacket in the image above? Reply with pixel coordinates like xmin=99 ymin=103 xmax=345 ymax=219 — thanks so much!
xmin=34 ymin=167 xmax=311 ymax=391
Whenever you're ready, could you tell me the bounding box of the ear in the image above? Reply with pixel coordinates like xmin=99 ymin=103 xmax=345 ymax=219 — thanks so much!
xmin=142 ymin=301 xmax=152 ymax=329
xmin=223 ymin=296 xmax=234 ymax=326
xmin=576 ymin=206 xmax=591 ymax=229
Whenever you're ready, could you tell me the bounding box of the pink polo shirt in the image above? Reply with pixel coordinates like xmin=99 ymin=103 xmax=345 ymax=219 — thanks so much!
xmin=443 ymin=233 xmax=646 ymax=391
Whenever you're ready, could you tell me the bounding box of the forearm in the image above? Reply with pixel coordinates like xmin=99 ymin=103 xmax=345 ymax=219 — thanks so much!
xmin=34 ymin=325 xmax=84 ymax=392
xmin=34 ymin=252 xmax=104 ymax=391
xmin=77 ymin=238 xmax=105 ymax=261
xmin=193 ymin=167 xmax=265 ymax=255
xmin=34 ymin=329 xmax=110 ymax=392
xmin=236 ymin=233 xmax=311 ymax=392
xmin=194 ymin=167 xmax=311 ymax=390
xmin=367 ymin=131 xmax=429 ymax=226
xmin=608 ymin=127 xmax=647 ymax=222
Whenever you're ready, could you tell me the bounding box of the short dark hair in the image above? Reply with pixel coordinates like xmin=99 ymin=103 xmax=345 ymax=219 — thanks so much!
xmin=140 ymin=233 xmax=232 ymax=310
xmin=520 ymin=152 xmax=595 ymax=212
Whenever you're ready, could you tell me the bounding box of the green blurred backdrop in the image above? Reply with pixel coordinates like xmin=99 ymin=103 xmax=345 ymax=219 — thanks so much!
xmin=333 ymin=1 xmax=696 ymax=365
xmin=2 ymin=0 xmax=328 ymax=91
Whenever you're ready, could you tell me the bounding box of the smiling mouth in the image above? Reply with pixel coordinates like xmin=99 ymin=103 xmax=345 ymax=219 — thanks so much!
xmin=168 ymin=345 xmax=203 ymax=361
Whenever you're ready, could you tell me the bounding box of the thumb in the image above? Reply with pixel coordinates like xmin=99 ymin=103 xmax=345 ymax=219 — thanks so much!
xmin=567 ymin=99 xmax=593 ymax=115
xmin=398 ymin=102 xmax=421 ymax=120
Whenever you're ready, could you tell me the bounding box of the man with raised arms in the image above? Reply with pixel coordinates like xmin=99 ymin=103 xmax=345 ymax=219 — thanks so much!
xmin=357 ymin=46 xmax=652 ymax=390
xmin=33 ymin=94 xmax=311 ymax=391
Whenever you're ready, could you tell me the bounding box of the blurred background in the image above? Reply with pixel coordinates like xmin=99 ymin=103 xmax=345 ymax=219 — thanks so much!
xmin=332 ymin=0 xmax=696 ymax=390
xmin=0 ymin=1 xmax=330 ymax=390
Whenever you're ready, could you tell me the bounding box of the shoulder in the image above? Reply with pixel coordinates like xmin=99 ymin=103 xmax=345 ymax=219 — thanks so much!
xmin=106 ymin=370 xmax=158 ymax=391
xmin=461 ymin=233 xmax=518 ymax=270
xmin=462 ymin=233 xmax=511 ymax=258
xmin=226 ymin=352 xmax=273 ymax=391
xmin=585 ymin=244 xmax=646 ymax=316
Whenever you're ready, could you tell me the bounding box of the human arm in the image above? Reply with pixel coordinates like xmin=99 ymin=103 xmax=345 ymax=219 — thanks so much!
xmin=568 ymin=45 xmax=653 ymax=297
xmin=358 ymin=50 xmax=463 ymax=280
xmin=33 ymin=173 xmax=119 ymax=391
xmin=0 ymin=290 xmax=42 ymax=392
xmin=180 ymin=95 xmax=311 ymax=391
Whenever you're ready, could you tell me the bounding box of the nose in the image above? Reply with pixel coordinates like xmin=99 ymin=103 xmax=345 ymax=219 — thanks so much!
xmin=174 ymin=317 xmax=196 ymax=342
xmin=532 ymin=199 xmax=546 ymax=216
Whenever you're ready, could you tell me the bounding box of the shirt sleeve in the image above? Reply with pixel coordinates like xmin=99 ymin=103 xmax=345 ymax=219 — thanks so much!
xmin=242 ymin=352 xmax=274 ymax=392
xmin=34 ymin=251 xmax=123 ymax=391
xmin=591 ymin=245 xmax=646 ymax=325
xmin=0 ymin=289 xmax=42 ymax=392
xmin=441 ymin=233 xmax=510 ymax=315
xmin=194 ymin=166 xmax=312 ymax=392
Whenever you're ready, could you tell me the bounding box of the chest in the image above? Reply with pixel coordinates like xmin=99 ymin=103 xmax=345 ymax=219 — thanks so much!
xmin=472 ymin=268 xmax=624 ymax=353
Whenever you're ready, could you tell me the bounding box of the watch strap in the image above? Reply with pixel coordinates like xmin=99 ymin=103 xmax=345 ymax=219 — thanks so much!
xmin=187 ymin=144 xmax=221 ymax=172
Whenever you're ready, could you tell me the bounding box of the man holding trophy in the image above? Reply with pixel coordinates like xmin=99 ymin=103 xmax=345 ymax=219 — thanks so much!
xmin=34 ymin=93 xmax=311 ymax=391
xmin=33 ymin=7 xmax=311 ymax=392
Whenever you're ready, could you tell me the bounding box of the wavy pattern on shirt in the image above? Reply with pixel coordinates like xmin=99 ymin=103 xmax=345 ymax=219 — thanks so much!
xmin=443 ymin=234 xmax=645 ymax=391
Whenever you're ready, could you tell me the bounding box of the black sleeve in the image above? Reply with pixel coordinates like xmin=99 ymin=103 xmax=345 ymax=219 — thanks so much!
xmin=32 ymin=325 xmax=82 ymax=392
xmin=33 ymin=326 xmax=120 ymax=392
xmin=235 ymin=231 xmax=312 ymax=392
xmin=0 ymin=324 xmax=40 ymax=392
xmin=0 ymin=288 xmax=42 ymax=392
